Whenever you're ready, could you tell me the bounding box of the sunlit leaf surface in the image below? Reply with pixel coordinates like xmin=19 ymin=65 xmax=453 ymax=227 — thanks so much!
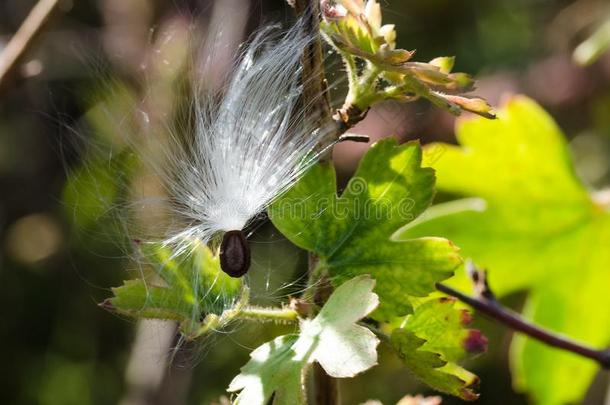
xmin=401 ymin=96 xmax=610 ymax=405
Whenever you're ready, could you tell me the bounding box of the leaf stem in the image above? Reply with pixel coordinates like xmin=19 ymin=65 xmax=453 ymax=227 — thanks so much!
xmin=349 ymin=65 xmax=381 ymax=107
xmin=436 ymin=281 xmax=610 ymax=369
xmin=337 ymin=49 xmax=358 ymax=92
xmin=192 ymin=287 xmax=250 ymax=339
xmin=239 ymin=306 xmax=299 ymax=323
xmin=358 ymin=322 xmax=391 ymax=345
xmin=192 ymin=290 xmax=299 ymax=339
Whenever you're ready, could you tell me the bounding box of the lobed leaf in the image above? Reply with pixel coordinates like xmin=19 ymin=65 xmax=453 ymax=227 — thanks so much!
xmin=402 ymin=96 xmax=610 ymax=405
xmin=270 ymin=139 xmax=481 ymax=399
xmin=270 ymin=139 xmax=462 ymax=320
xmin=228 ymin=276 xmax=379 ymax=405
xmin=391 ymin=298 xmax=486 ymax=401
xmin=104 ymin=240 xmax=242 ymax=337
xmin=392 ymin=330 xmax=478 ymax=401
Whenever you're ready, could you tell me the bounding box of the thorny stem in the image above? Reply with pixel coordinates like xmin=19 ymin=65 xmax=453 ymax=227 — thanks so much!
xmin=289 ymin=0 xmax=378 ymax=402
xmin=193 ymin=289 xmax=299 ymax=339
xmin=0 ymin=0 xmax=62 ymax=91
xmin=239 ymin=306 xmax=299 ymax=323
xmin=292 ymin=0 xmax=374 ymax=142
xmin=349 ymin=65 xmax=381 ymax=107
xmin=289 ymin=0 xmax=345 ymax=404
xmin=436 ymin=266 xmax=610 ymax=369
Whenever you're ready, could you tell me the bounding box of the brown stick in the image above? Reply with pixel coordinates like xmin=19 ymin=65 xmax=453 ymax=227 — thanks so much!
xmin=291 ymin=0 xmax=342 ymax=153
xmin=0 ymin=0 xmax=62 ymax=90
xmin=436 ymin=266 xmax=610 ymax=369
xmin=288 ymin=2 xmax=341 ymax=403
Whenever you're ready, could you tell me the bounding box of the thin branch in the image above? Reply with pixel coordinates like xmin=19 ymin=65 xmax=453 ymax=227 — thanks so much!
xmin=338 ymin=133 xmax=370 ymax=143
xmin=291 ymin=0 xmax=372 ymax=147
xmin=291 ymin=0 xmax=335 ymax=136
xmin=239 ymin=306 xmax=299 ymax=323
xmin=288 ymin=1 xmax=375 ymax=402
xmin=0 ymin=0 xmax=61 ymax=90
xmin=287 ymin=3 xmax=343 ymax=403
xmin=436 ymin=267 xmax=610 ymax=369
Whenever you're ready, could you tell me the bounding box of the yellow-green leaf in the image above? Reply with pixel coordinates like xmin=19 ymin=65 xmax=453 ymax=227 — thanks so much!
xmin=401 ymin=96 xmax=610 ymax=405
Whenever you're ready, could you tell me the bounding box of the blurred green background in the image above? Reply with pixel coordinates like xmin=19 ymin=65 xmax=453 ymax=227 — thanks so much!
xmin=1 ymin=0 xmax=610 ymax=404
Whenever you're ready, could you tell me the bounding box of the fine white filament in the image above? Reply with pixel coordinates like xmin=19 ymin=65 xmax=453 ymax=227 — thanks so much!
xmin=161 ymin=17 xmax=332 ymax=254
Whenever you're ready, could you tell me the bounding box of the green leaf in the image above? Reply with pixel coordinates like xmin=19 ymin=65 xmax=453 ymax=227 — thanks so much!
xmin=227 ymin=276 xmax=379 ymax=405
xmin=108 ymin=279 xmax=187 ymax=321
xmin=105 ymin=240 xmax=242 ymax=338
xmin=391 ymin=298 xmax=485 ymax=401
xmin=270 ymin=139 xmax=462 ymax=320
xmin=400 ymin=96 xmax=610 ymax=404
xmin=63 ymin=80 xmax=139 ymax=234
xmin=392 ymin=331 xmax=477 ymax=401
xmin=429 ymin=56 xmax=455 ymax=74
xmin=405 ymin=298 xmax=488 ymax=362
xmin=62 ymin=151 xmax=136 ymax=231
xmin=321 ymin=1 xmax=493 ymax=120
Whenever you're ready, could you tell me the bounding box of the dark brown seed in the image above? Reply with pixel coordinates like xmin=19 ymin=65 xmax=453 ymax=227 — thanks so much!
xmin=219 ymin=230 xmax=251 ymax=278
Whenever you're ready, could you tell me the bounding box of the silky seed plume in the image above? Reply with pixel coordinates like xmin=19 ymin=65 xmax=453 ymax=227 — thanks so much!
xmin=158 ymin=16 xmax=333 ymax=276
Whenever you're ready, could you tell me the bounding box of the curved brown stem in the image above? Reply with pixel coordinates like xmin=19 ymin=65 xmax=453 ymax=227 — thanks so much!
xmin=436 ymin=277 xmax=610 ymax=369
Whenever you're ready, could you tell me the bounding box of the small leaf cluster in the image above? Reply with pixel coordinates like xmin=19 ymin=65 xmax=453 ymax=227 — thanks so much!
xmin=320 ymin=0 xmax=495 ymax=125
